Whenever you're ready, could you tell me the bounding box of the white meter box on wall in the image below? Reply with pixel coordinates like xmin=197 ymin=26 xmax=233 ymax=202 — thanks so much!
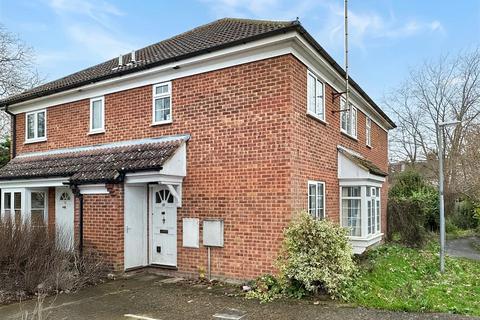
xmin=203 ymin=219 xmax=224 ymax=247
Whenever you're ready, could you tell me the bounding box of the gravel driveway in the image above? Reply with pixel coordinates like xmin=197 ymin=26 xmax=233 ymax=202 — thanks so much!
xmin=0 ymin=274 xmax=475 ymax=320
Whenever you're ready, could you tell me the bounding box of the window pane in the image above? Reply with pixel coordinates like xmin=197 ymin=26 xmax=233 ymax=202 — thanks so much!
xmin=155 ymin=97 xmax=171 ymax=122
xmin=37 ymin=111 xmax=45 ymax=138
xmin=31 ymin=192 xmax=45 ymax=209
xmin=92 ymin=100 xmax=103 ymax=130
xmin=376 ymin=200 xmax=381 ymax=232
xmin=367 ymin=200 xmax=372 ymax=234
xmin=14 ymin=193 xmax=21 ymax=209
xmin=155 ymin=84 xmax=169 ymax=95
xmin=342 ymin=199 xmax=361 ymax=236
xmin=31 ymin=210 xmax=45 ymax=226
xmin=341 ymin=100 xmax=348 ymax=130
xmin=308 ymin=184 xmax=317 ymax=217
xmin=316 ymin=80 xmax=324 ymax=118
xmin=4 ymin=192 xmax=11 ymax=209
xmin=351 ymin=107 xmax=357 ymax=136
xmin=27 ymin=114 xmax=35 ymax=139
xmin=307 ymin=74 xmax=316 ymax=114
xmin=317 ymin=183 xmax=324 ymax=210
xmin=342 ymin=186 xmax=360 ymax=197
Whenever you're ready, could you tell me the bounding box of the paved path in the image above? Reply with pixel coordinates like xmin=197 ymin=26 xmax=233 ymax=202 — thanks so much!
xmin=446 ymin=236 xmax=480 ymax=261
xmin=0 ymin=274 xmax=475 ymax=320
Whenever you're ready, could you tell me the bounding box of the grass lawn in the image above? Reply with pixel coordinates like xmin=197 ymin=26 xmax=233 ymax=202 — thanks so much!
xmin=349 ymin=242 xmax=480 ymax=316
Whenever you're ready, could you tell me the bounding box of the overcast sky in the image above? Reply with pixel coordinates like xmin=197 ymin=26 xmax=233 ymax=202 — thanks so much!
xmin=1 ymin=0 xmax=479 ymax=103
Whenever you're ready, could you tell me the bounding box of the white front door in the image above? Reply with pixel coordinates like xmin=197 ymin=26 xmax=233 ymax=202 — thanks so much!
xmin=55 ymin=187 xmax=74 ymax=250
xmin=124 ymin=185 xmax=147 ymax=269
xmin=151 ymin=185 xmax=177 ymax=266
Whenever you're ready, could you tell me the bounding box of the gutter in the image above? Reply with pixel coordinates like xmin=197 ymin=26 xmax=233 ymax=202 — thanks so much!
xmin=4 ymin=106 xmax=16 ymax=159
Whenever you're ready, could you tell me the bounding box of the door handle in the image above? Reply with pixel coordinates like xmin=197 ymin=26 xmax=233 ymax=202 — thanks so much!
xmin=125 ymin=226 xmax=132 ymax=233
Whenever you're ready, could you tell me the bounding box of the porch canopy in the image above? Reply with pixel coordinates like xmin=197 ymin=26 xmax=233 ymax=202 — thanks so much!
xmin=0 ymin=134 xmax=189 ymax=187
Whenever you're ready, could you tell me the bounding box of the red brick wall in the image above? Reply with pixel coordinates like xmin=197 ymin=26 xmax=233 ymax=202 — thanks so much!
xmin=77 ymin=184 xmax=124 ymax=270
xmin=288 ymin=56 xmax=388 ymax=234
xmin=14 ymin=54 xmax=389 ymax=278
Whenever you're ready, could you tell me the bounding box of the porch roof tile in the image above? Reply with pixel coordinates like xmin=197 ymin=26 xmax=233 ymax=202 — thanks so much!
xmin=0 ymin=136 xmax=187 ymax=184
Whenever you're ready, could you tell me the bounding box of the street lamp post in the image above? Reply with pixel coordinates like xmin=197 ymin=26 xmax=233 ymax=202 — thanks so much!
xmin=437 ymin=119 xmax=461 ymax=273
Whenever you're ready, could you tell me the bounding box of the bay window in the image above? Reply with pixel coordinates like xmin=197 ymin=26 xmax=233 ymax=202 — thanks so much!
xmin=341 ymin=185 xmax=381 ymax=237
xmin=307 ymin=71 xmax=325 ymax=121
xmin=308 ymin=181 xmax=325 ymax=219
xmin=340 ymin=99 xmax=357 ymax=138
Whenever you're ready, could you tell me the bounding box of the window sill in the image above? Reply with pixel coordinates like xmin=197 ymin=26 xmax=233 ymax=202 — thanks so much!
xmin=307 ymin=112 xmax=328 ymax=125
xmin=151 ymin=120 xmax=173 ymax=127
xmin=24 ymin=138 xmax=47 ymax=145
xmin=88 ymin=130 xmax=105 ymax=136
xmin=348 ymin=233 xmax=384 ymax=254
xmin=340 ymin=130 xmax=358 ymax=142
xmin=366 ymin=144 xmax=372 ymax=149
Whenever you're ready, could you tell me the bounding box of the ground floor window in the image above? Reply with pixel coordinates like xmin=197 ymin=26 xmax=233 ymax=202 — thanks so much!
xmin=2 ymin=191 xmax=22 ymax=222
xmin=31 ymin=191 xmax=47 ymax=226
xmin=341 ymin=185 xmax=381 ymax=237
xmin=1 ymin=189 xmax=48 ymax=225
xmin=341 ymin=187 xmax=361 ymax=236
xmin=308 ymin=181 xmax=325 ymax=219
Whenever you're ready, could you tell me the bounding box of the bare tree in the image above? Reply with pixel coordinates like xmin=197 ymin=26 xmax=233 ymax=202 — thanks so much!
xmin=386 ymin=49 xmax=480 ymax=207
xmin=0 ymin=24 xmax=43 ymax=137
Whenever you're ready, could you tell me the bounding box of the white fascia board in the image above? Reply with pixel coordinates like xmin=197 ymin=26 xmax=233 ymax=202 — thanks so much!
xmin=125 ymin=171 xmax=184 ymax=185
xmin=78 ymin=184 xmax=109 ymax=195
xmin=8 ymin=32 xmax=297 ymax=114
xmin=0 ymin=177 xmax=69 ymax=188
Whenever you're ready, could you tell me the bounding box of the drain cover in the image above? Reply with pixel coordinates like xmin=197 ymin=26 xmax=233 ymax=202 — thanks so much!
xmin=213 ymin=308 xmax=247 ymax=320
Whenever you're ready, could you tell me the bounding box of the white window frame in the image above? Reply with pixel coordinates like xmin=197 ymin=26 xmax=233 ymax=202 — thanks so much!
xmin=25 ymin=109 xmax=47 ymax=143
xmin=30 ymin=190 xmax=48 ymax=226
xmin=340 ymin=98 xmax=357 ymax=139
xmin=89 ymin=96 xmax=105 ymax=134
xmin=366 ymin=117 xmax=372 ymax=147
xmin=308 ymin=180 xmax=326 ymax=219
xmin=307 ymin=70 xmax=326 ymax=122
xmin=341 ymin=185 xmax=382 ymax=238
xmin=152 ymin=81 xmax=172 ymax=125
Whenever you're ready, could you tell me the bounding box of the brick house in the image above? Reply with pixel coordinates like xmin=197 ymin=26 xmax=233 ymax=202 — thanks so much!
xmin=0 ymin=18 xmax=395 ymax=279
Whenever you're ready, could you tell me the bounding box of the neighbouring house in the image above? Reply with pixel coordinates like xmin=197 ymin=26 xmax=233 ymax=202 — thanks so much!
xmin=0 ymin=18 xmax=395 ymax=280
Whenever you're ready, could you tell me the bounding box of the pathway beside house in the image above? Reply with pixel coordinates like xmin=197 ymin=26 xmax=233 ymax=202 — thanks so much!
xmin=446 ymin=236 xmax=480 ymax=261
xmin=0 ymin=274 xmax=474 ymax=320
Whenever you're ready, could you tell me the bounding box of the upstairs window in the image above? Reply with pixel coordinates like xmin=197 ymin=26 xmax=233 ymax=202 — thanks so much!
xmin=25 ymin=110 xmax=46 ymax=142
xmin=308 ymin=181 xmax=325 ymax=219
xmin=366 ymin=117 xmax=372 ymax=147
xmin=340 ymin=99 xmax=357 ymax=138
xmin=153 ymin=82 xmax=172 ymax=125
xmin=307 ymin=71 xmax=325 ymax=121
xmin=89 ymin=97 xmax=105 ymax=134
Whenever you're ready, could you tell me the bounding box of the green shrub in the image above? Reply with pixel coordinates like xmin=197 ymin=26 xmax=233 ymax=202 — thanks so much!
xmin=387 ymin=170 xmax=439 ymax=246
xmin=450 ymin=199 xmax=479 ymax=230
xmin=277 ymin=212 xmax=356 ymax=299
